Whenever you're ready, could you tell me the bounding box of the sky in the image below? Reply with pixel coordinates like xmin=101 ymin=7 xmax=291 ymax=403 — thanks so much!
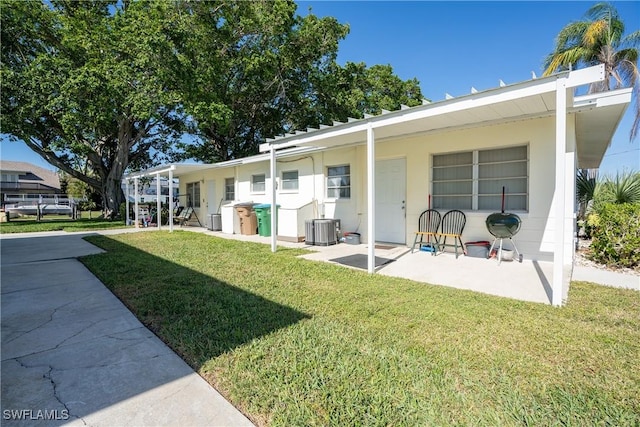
xmin=2 ymin=1 xmax=639 ymax=176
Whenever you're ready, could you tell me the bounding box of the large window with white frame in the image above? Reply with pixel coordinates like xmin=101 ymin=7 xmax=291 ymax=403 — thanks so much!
xmin=224 ymin=177 xmax=235 ymax=201
xmin=251 ymin=174 xmax=265 ymax=193
xmin=432 ymin=145 xmax=528 ymax=211
xmin=327 ymin=165 xmax=351 ymax=199
xmin=281 ymin=170 xmax=299 ymax=192
xmin=185 ymin=182 xmax=201 ymax=208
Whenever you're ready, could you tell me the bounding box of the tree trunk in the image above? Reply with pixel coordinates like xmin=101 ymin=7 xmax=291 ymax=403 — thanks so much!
xmin=101 ymin=120 xmax=133 ymax=219
xmin=102 ymin=176 xmax=125 ymax=220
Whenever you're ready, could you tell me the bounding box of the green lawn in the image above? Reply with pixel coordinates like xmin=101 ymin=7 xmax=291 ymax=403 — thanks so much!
xmin=81 ymin=231 xmax=640 ymax=426
xmin=0 ymin=215 xmax=127 ymax=233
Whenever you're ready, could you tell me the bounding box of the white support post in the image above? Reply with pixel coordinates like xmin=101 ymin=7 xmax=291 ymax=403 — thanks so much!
xmin=125 ymin=180 xmax=130 ymax=226
xmin=552 ymin=77 xmax=567 ymax=306
xmin=168 ymin=169 xmax=174 ymax=232
xmin=270 ymin=146 xmax=277 ymax=253
xmin=156 ymin=173 xmax=161 ymax=230
xmin=367 ymin=124 xmax=376 ymax=274
xmin=134 ymin=177 xmax=139 ymax=229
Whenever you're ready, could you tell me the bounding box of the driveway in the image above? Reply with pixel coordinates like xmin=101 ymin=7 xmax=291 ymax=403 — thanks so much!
xmin=1 ymin=231 xmax=254 ymax=427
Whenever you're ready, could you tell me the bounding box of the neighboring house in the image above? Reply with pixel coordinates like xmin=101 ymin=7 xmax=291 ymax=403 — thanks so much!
xmin=126 ymin=65 xmax=632 ymax=306
xmin=0 ymin=160 xmax=64 ymax=208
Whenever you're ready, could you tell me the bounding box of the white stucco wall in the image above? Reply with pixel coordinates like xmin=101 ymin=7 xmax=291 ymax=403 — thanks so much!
xmin=178 ymin=115 xmax=577 ymax=263
xmin=350 ymin=116 xmax=572 ymax=262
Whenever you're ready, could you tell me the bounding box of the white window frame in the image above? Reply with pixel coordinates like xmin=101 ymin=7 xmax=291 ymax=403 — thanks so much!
xmin=224 ymin=177 xmax=235 ymax=201
xmin=432 ymin=145 xmax=528 ymax=212
xmin=326 ymin=165 xmax=351 ymax=199
xmin=251 ymin=174 xmax=266 ymax=194
xmin=280 ymin=170 xmax=299 ymax=193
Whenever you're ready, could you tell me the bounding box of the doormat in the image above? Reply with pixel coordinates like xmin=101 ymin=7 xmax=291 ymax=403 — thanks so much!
xmin=329 ymin=254 xmax=395 ymax=270
xmin=375 ymin=245 xmax=395 ymax=250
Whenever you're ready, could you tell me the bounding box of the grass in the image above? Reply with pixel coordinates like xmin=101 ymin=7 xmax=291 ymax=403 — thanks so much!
xmin=81 ymin=231 xmax=640 ymax=426
xmin=0 ymin=214 xmax=127 ymax=233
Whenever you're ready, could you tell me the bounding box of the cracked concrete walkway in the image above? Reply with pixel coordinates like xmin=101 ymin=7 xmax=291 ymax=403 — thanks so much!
xmin=1 ymin=231 xmax=254 ymax=427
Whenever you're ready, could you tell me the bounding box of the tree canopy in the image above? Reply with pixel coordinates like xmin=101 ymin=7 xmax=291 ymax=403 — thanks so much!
xmin=2 ymin=0 xmax=185 ymax=216
xmin=1 ymin=0 xmax=425 ymax=216
xmin=543 ymin=2 xmax=640 ymax=140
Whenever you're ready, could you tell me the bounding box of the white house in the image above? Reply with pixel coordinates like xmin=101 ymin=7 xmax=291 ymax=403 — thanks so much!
xmin=126 ymin=65 xmax=632 ymax=306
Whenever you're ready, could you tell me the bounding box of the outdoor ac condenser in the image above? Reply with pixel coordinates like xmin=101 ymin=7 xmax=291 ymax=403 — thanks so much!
xmin=313 ymin=219 xmax=337 ymax=246
xmin=305 ymin=220 xmax=315 ymax=245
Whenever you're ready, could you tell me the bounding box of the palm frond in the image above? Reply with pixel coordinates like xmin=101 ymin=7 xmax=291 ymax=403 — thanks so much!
xmin=586 ymin=2 xmax=620 ymax=23
xmin=554 ymin=22 xmax=589 ymax=50
xmin=621 ymin=29 xmax=640 ymax=48
xmin=583 ymin=19 xmax=608 ymax=48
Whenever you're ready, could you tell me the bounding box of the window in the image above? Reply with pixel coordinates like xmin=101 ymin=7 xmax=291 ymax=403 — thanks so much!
xmin=327 ymin=165 xmax=351 ymax=199
xmin=251 ymin=174 xmax=265 ymax=193
xmin=224 ymin=178 xmax=235 ymax=201
xmin=185 ymin=182 xmax=201 ymax=208
xmin=281 ymin=170 xmax=299 ymax=191
xmin=432 ymin=146 xmax=528 ymax=211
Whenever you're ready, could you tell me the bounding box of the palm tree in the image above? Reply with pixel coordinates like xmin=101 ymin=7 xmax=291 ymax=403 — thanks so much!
xmin=543 ymin=3 xmax=640 ymax=140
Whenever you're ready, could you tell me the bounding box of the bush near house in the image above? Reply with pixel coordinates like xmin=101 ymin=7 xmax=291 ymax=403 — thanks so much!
xmin=590 ymin=202 xmax=640 ymax=268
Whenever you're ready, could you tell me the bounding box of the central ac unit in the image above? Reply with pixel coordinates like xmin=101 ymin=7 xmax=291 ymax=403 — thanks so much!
xmin=305 ymin=219 xmax=340 ymax=246
xmin=305 ymin=220 xmax=316 ymax=245
xmin=316 ymin=219 xmax=339 ymax=246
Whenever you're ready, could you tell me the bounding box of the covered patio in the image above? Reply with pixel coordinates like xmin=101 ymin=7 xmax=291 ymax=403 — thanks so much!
xmin=259 ymin=64 xmax=630 ymax=306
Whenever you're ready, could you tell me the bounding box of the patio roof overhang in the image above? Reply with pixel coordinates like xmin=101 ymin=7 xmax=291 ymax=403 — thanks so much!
xmin=259 ymin=68 xmax=631 ymax=165
xmin=573 ymin=89 xmax=632 ymax=168
xmin=123 ymin=146 xmax=328 ymax=181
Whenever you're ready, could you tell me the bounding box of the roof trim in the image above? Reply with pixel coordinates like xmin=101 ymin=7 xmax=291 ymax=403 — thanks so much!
xmin=258 ymin=65 xmax=606 ymax=153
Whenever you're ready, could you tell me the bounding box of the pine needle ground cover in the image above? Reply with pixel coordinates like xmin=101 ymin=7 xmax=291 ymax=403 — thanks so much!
xmin=81 ymin=231 xmax=639 ymax=426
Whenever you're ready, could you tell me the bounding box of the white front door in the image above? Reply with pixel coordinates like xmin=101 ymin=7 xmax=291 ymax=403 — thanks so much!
xmin=375 ymin=158 xmax=406 ymax=243
xmin=206 ymin=180 xmax=217 ymax=215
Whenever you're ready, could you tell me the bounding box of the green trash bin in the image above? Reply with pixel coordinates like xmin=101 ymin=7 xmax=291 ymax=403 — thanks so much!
xmin=254 ymin=204 xmax=279 ymax=237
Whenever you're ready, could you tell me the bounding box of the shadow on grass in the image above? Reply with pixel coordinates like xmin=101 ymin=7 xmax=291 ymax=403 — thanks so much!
xmin=80 ymin=235 xmax=310 ymax=368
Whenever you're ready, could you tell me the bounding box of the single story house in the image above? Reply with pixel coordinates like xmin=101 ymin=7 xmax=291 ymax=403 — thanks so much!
xmin=126 ymin=64 xmax=632 ymax=306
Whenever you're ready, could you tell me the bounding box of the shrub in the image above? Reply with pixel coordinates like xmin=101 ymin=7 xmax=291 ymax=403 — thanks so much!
xmin=582 ymin=212 xmax=600 ymax=238
xmin=590 ymin=202 xmax=640 ymax=268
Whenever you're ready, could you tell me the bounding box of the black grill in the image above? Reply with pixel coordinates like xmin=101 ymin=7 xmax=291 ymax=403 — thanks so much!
xmin=485 ymin=187 xmax=523 ymax=263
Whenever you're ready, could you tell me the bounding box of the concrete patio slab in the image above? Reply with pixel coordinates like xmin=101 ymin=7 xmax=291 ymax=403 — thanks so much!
xmin=378 ymin=250 xmax=554 ymax=304
xmin=176 ymin=227 xmax=640 ymax=303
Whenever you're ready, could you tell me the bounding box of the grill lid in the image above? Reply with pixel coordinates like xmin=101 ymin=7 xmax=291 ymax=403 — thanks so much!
xmin=486 ymin=212 xmax=521 ymax=238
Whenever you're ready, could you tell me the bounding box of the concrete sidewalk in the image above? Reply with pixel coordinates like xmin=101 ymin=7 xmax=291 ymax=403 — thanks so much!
xmin=1 ymin=231 xmax=254 ymax=427
xmin=572 ymin=264 xmax=640 ymax=290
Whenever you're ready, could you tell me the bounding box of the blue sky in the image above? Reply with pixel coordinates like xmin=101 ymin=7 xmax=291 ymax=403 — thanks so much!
xmin=2 ymin=1 xmax=639 ymax=176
